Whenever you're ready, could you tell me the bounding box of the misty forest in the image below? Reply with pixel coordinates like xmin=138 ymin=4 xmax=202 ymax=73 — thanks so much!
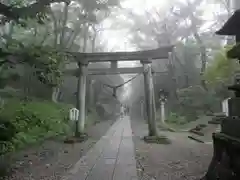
xmin=0 ymin=0 xmax=239 ymax=180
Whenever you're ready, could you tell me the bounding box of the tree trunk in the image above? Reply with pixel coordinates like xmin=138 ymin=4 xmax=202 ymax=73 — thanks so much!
xmin=50 ymin=10 xmax=58 ymax=48
xmin=5 ymin=21 xmax=14 ymax=41
xmin=59 ymin=2 xmax=69 ymax=48
xmin=167 ymin=53 xmax=178 ymax=100
xmin=82 ymin=24 xmax=89 ymax=52
xmin=52 ymin=87 xmax=60 ymax=103
xmin=67 ymin=25 xmax=82 ymax=49
xmin=199 ymin=45 xmax=208 ymax=90
xmin=91 ymin=33 xmax=97 ymax=53
xmin=188 ymin=9 xmax=208 ymax=90
xmin=193 ymin=32 xmax=208 ymax=90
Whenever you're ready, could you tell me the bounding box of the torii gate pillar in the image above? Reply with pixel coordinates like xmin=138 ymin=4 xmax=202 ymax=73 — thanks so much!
xmin=76 ymin=63 xmax=88 ymax=136
xmin=142 ymin=61 xmax=158 ymax=136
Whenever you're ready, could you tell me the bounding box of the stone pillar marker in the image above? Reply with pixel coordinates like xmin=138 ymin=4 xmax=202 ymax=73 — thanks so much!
xmin=161 ymin=101 xmax=167 ymax=123
xmin=161 ymin=101 xmax=166 ymax=123
xmin=158 ymin=89 xmax=168 ymax=124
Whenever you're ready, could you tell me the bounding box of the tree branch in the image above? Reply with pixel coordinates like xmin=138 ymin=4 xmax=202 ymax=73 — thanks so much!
xmin=0 ymin=0 xmax=70 ymax=22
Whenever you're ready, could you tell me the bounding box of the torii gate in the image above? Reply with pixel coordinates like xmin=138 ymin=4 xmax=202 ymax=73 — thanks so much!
xmin=66 ymin=45 xmax=174 ymax=137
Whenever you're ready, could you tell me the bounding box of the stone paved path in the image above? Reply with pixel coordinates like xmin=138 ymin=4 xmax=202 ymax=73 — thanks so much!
xmin=62 ymin=116 xmax=138 ymax=180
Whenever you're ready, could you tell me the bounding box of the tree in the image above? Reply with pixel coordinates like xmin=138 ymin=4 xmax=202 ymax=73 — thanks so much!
xmin=0 ymin=0 xmax=70 ymax=24
xmin=204 ymin=47 xmax=239 ymax=98
xmin=209 ymin=0 xmax=235 ymax=44
xmin=0 ymin=0 xmax=121 ymax=101
xmin=105 ymin=0 xmax=234 ymax=126
xmin=124 ymin=0 xmax=225 ymax=91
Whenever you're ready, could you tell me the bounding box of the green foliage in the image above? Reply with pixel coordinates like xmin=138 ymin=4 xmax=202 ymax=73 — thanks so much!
xmin=0 ymin=64 xmax=20 ymax=88
xmin=0 ymin=0 xmax=120 ymax=156
xmin=1 ymin=41 xmax=67 ymax=88
xmin=0 ymin=98 xmax=73 ymax=155
xmin=204 ymin=49 xmax=239 ymax=87
xmin=166 ymin=112 xmax=188 ymax=125
xmin=204 ymin=48 xmax=240 ymax=99
xmin=25 ymin=45 xmax=67 ymax=87
xmin=172 ymin=86 xmax=221 ymax=121
xmin=169 ymin=48 xmax=239 ymax=124
xmin=0 ymin=19 xmax=68 ymax=89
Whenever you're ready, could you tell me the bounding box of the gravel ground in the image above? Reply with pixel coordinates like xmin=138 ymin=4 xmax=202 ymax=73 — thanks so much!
xmin=130 ymin=119 xmax=213 ymax=180
xmin=1 ymin=119 xmax=115 ymax=180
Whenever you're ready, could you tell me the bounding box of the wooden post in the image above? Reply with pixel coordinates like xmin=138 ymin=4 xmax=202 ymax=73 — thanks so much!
xmin=142 ymin=62 xmax=158 ymax=136
xmin=76 ymin=63 xmax=88 ymax=136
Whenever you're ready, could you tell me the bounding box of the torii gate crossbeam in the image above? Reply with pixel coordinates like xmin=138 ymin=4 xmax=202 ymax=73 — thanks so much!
xmin=68 ymin=46 xmax=173 ymax=62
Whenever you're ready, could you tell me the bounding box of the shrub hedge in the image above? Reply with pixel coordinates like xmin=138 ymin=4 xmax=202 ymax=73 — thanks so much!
xmin=0 ymin=98 xmax=73 ymax=155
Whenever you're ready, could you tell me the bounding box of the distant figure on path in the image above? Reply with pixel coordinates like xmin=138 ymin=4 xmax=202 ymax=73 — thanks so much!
xmin=120 ymin=104 xmax=124 ymax=118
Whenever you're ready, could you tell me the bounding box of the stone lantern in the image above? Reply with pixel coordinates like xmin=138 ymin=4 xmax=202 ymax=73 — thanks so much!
xmin=203 ymin=8 xmax=240 ymax=180
xmin=158 ymin=89 xmax=168 ymax=123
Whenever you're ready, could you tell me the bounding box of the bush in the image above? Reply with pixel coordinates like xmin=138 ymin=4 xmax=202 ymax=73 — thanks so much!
xmin=166 ymin=112 xmax=188 ymax=125
xmin=0 ymin=98 xmax=73 ymax=155
xmin=171 ymin=86 xmax=221 ymax=122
